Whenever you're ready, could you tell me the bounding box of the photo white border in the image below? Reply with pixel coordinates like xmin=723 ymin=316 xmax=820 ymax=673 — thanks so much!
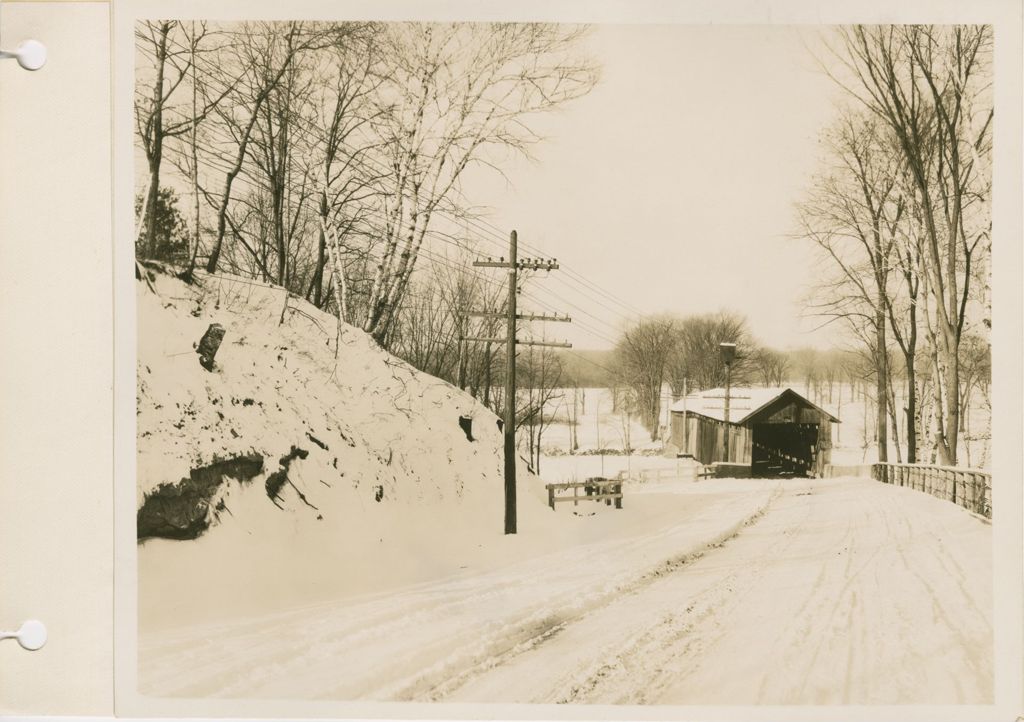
xmin=112 ymin=1 xmax=1024 ymax=719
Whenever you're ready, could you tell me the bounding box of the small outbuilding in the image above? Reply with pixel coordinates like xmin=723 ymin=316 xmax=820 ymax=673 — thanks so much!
xmin=669 ymin=387 xmax=839 ymax=477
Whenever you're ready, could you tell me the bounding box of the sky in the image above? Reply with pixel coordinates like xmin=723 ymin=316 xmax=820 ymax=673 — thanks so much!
xmin=443 ymin=24 xmax=849 ymax=352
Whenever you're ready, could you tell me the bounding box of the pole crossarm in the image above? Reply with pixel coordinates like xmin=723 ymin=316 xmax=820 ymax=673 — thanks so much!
xmin=467 ymin=311 xmax=571 ymax=322
xmin=473 ymin=258 xmax=559 ymax=271
xmin=518 ymin=340 xmax=573 ymax=348
xmin=462 ymin=336 xmax=573 ymax=348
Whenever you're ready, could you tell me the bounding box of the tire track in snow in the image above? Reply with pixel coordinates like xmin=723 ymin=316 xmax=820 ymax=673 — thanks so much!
xmin=139 ymin=485 xmax=778 ymax=700
xmin=547 ymin=482 xmax=814 ymax=705
xmin=442 ymin=478 xmax=993 ymax=706
xmin=887 ymin=509 xmax=992 ymax=689
xmin=377 ymin=484 xmax=785 ymax=702
xmin=434 ymin=481 xmax=811 ymax=705
xmin=787 ymin=496 xmax=888 ymax=703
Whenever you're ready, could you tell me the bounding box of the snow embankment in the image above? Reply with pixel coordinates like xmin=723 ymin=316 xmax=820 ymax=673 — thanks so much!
xmin=136 ymin=269 xmax=543 ymax=628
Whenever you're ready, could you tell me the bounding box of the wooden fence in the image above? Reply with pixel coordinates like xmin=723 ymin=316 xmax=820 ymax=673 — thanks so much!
xmin=871 ymin=463 xmax=991 ymax=519
xmin=615 ymin=467 xmax=676 ymax=483
xmin=615 ymin=465 xmax=717 ymax=483
xmin=546 ymin=478 xmax=623 ymax=510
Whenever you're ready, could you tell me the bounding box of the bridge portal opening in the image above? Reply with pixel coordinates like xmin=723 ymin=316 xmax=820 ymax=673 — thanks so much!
xmin=751 ymin=422 xmax=820 ymax=477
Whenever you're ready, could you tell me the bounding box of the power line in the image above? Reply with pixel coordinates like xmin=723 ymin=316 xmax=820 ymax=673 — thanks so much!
xmin=141 ymin=32 xmax=642 ymax=337
xmin=162 ymin=126 xmax=631 ymax=347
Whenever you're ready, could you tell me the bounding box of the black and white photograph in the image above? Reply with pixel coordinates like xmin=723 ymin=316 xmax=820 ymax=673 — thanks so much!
xmin=128 ymin=5 xmax=1003 ymax=713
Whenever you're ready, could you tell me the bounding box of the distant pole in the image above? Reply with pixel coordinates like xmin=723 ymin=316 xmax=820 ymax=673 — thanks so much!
xmin=504 ymin=231 xmax=518 ymax=534
xmin=720 ymin=343 xmax=737 ymax=462
xmin=682 ymin=377 xmax=689 ymax=455
xmin=662 ymin=387 xmax=669 ymax=447
xmin=724 ymin=363 xmax=733 ymax=460
xmin=572 ymin=383 xmax=579 ymax=452
xmin=626 ymin=409 xmax=631 ymax=480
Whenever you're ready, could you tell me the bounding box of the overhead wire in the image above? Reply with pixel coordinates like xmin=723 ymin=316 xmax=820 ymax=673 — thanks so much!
xmin=140 ymin=31 xmax=640 ymax=346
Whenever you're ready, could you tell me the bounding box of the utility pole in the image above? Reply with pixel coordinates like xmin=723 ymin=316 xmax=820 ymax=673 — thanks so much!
xmin=572 ymin=383 xmax=579 ymax=452
xmin=681 ymin=376 xmax=689 ymax=456
xmin=464 ymin=230 xmax=571 ymax=535
xmin=720 ymin=342 xmax=736 ymax=461
xmin=502 ymin=231 xmax=518 ymax=535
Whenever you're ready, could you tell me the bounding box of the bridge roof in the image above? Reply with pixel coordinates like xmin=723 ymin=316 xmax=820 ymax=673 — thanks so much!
xmin=669 ymin=386 xmax=840 ymax=425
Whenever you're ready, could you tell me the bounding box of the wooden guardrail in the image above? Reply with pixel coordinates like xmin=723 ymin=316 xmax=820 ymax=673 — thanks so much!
xmin=615 ymin=467 xmax=675 ymax=483
xmin=615 ymin=465 xmax=715 ymax=482
xmin=871 ymin=463 xmax=991 ymax=519
xmin=546 ymin=477 xmax=623 ymax=510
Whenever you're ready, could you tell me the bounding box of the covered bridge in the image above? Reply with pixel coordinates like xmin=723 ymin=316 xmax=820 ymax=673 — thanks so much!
xmin=669 ymin=387 xmax=838 ymax=477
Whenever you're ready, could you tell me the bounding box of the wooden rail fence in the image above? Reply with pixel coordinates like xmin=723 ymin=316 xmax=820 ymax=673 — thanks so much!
xmin=871 ymin=463 xmax=991 ymax=519
xmin=546 ymin=478 xmax=623 ymax=510
xmin=615 ymin=467 xmax=676 ymax=483
xmin=615 ymin=466 xmax=716 ymax=482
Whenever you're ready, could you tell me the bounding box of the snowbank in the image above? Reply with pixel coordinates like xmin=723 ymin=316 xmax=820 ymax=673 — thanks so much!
xmin=137 ymin=269 xmax=546 ymax=628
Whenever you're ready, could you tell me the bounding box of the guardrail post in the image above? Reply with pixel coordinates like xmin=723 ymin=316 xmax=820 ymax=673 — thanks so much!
xmin=547 ymin=485 xmax=554 ymax=510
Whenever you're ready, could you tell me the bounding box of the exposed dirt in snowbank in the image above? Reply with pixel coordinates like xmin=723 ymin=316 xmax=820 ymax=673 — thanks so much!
xmin=137 ymin=453 xmax=264 ymax=540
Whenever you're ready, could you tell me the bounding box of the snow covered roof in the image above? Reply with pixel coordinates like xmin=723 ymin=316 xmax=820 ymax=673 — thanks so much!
xmin=669 ymin=387 xmax=839 ymax=425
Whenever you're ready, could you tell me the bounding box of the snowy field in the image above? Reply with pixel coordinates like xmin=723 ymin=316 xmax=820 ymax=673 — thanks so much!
xmin=138 ymin=477 xmax=992 ymax=704
xmin=535 ymin=387 xmax=678 ymax=485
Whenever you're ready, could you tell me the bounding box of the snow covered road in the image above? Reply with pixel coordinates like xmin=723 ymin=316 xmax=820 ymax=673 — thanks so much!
xmin=138 ymin=477 xmax=992 ymax=705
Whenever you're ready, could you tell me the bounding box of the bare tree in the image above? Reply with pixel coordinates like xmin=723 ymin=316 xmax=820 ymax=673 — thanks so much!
xmin=135 ymin=21 xmax=240 ymax=263
xmin=832 ymin=25 xmax=992 ymax=465
xmin=360 ymin=23 xmax=599 ymax=345
xmin=135 ymin=21 xmax=180 ymax=257
xmin=203 ymin=22 xmax=346 ymax=275
xmin=518 ymin=344 xmax=564 ymax=474
xmin=309 ymin=29 xmax=385 ymax=310
xmin=665 ymin=311 xmax=755 ymax=395
xmin=752 ymin=347 xmax=790 ymax=387
xmin=797 ymin=112 xmax=904 ymax=462
xmin=884 ymin=171 xmax=925 ymax=461
xmin=615 ymin=316 xmax=677 ymax=440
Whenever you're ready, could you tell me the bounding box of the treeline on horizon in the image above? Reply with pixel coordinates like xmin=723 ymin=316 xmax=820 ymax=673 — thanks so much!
xmin=557 ymin=343 xmax=882 ymax=393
